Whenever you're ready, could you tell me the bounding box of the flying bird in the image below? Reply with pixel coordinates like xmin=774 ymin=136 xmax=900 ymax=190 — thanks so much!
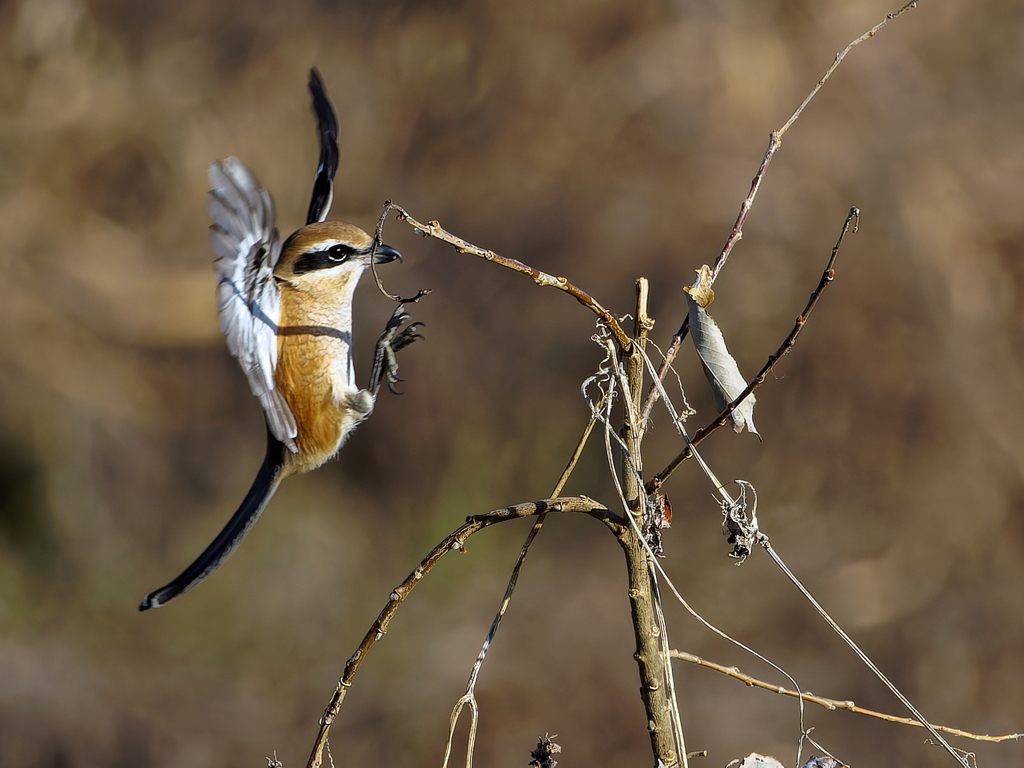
xmin=139 ymin=69 xmax=421 ymax=610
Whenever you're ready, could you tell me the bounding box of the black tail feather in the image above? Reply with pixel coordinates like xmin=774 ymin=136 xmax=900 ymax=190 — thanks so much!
xmin=139 ymin=431 xmax=287 ymax=611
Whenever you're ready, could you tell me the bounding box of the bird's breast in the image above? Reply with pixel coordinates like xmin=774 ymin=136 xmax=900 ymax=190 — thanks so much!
xmin=274 ymin=284 xmax=372 ymax=472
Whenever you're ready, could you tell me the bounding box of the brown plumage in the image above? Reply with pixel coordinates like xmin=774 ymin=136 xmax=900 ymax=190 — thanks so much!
xmin=274 ymin=222 xmax=382 ymax=474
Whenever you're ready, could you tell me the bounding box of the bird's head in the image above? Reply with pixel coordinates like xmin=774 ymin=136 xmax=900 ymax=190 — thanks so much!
xmin=275 ymin=221 xmax=401 ymax=292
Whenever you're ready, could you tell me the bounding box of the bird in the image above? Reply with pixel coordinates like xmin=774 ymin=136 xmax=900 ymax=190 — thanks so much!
xmin=139 ymin=69 xmax=421 ymax=611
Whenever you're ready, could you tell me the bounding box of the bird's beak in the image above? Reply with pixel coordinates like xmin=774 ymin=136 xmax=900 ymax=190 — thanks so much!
xmin=372 ymin=243 xmax=402 ymax=264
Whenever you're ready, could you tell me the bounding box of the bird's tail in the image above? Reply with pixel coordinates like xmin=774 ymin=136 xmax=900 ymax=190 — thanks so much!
xmin=139 ymin=429 xmax=287 ymax=611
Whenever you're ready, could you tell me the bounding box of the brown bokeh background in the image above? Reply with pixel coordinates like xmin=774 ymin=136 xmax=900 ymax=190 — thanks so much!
xmin=2 ymin=0 xmax=1023 ymax=766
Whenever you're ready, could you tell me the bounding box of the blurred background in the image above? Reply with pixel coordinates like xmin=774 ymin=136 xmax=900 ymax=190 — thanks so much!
xmin=2 ymin=0 xmax=1023 ymax=766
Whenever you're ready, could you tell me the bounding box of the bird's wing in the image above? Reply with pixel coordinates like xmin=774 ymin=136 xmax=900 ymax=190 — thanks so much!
xmin=208 ymin=157 xmax=298 ymax=451
xmin=306 ymin=67 xmax=339 ymax=225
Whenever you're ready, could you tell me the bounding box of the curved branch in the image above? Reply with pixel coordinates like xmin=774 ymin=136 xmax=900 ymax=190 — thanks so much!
xmin=305 ymin=497 xmax=620 ymax=768
xmin=382 ymin=202 xmax=632 ymax=349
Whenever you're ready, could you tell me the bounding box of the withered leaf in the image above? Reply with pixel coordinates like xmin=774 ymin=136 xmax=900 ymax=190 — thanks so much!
xmin=686 ymin=295 xmax=758 ymax=435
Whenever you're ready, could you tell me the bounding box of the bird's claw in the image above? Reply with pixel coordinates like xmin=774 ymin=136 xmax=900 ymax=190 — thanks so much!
xmin=370 ymin=303 xmax=425 ymax=395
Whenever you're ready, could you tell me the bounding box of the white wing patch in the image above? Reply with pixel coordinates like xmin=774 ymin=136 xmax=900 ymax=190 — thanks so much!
xmin=208 ymin=158 xmax=298 ymax=451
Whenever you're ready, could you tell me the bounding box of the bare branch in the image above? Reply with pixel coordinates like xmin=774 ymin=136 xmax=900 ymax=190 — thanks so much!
xmin=640 ymin=314 xmax=689 ymax=427
xmin=618 ymin=521 xmax=684 ymax=766
xmin=671 ymin=649 xmax=1022 ymax=742
xmin=382 ymin=202 xmax=632 ymax=349
xmin=590 ymin=326 xmax=687 ymax=767
xmin=776 ymin=1 xmax=920 ymax=140
xmin=438 ymin=416 xmax=603 ymax=768
xmin=712 ymin=0 xmax=916 ymax=285
xmin=709 ymin=133 xmax=781 ymax=286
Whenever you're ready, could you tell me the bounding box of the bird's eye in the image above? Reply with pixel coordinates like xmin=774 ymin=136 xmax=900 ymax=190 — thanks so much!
xmin=292 ymin=242 xmax=364 ymax=275
xmin=327 ymin=243 xmax=358 ymax=262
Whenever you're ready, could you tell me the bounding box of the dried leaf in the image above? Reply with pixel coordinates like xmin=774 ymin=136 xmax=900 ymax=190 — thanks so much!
xmin=686 ymin=295 xmax=758 ymax=435
xmin=682 ymin=265 xmax=715 ymax=308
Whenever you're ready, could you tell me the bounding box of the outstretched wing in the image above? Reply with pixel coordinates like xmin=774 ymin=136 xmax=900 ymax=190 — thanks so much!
xmin=208 ymin=158 xmax=298 ymax=451
xmin=306 ymin=67 xmax=339 ymax=225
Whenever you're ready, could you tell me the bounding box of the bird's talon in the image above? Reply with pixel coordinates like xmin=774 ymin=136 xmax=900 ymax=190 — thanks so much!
xmin=369 ymin=304 xmax=425 ymax=395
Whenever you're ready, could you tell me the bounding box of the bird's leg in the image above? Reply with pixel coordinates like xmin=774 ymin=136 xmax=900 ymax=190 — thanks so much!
xmin=369 ymin=300 xmax=425 ymax=395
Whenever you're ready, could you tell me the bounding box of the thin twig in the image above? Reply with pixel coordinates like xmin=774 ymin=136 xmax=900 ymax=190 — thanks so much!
xmin=671 ymin=650 xmax=1023 ymax=743
xmin=439 ymin=413 xmax=601 ymax=768
xmin=440 ymin=693 xmax=478 ymax=768
xmin=648 ymin=207 xmax=859 ymax=494
xmin=762 ymin=541 xmax=971 ymax=767
xmin=709 ymin=134 xmax=780 ymax=286
xmin=639 ymin=315 xmax=688 ymax=428
xmin=641 ymin=1 xmax=918 ymax=420
xmin=381 ymin=202 xmax=632 ymax=349
xmin=305 ymin=497 xmax=619 ymax=768
xmin=776 ymin=0 xmax=920 ymax=140
xmin=368 ymin=200 xmax=404 ymax=300
xmin=715 ymin=0 xmax=916 ymax=283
